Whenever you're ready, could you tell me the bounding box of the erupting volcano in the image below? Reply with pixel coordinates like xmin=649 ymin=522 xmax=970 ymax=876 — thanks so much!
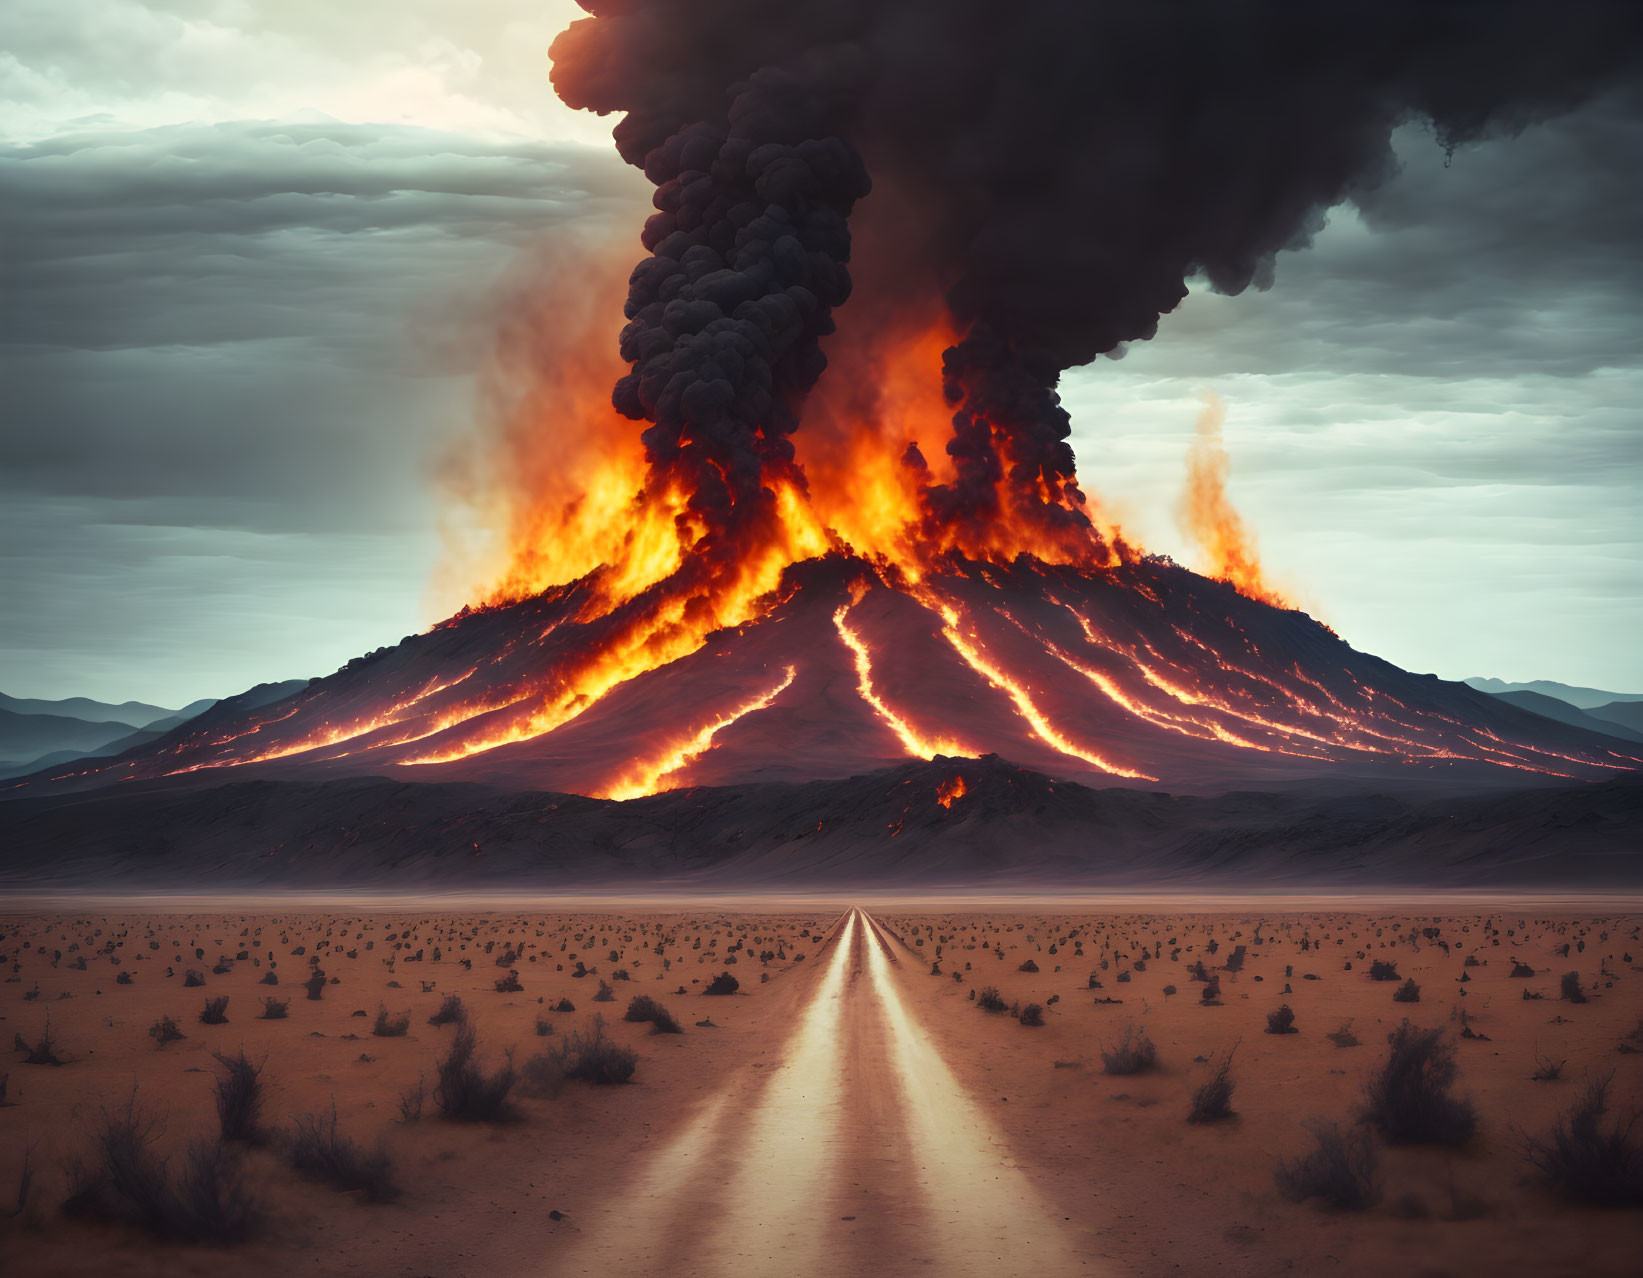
xmin=21 ymin=549 xmax=1640 ymax=801
xmin=14 ymin=0 xmax=1643 ymax=811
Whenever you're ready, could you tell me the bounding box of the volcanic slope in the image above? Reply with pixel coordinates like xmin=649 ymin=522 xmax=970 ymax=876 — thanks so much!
xmin=12 ymin=555 xmax=1639 ymax=800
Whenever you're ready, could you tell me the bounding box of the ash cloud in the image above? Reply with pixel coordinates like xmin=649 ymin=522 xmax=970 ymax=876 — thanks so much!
xmin=551 ymin=0 xmax=1643 ymax=546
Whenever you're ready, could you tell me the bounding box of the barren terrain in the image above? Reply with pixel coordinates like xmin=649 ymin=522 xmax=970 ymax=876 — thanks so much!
xmin=2 ymin=900 xmax=1639 ymax=1276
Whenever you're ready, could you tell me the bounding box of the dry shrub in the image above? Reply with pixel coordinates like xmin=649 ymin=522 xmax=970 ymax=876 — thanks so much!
xmin=1362 ymin=1021 xmax=1477 ymax=1146
xmin=560 ymin=1015 xmax=637 ymax=1085
xmin=1521 ymin=1075 xmax=1643 ymax=1206
xmin=287 ymin=1102 xmax=399 ymax=1202
xmin=372 ymin=1005 xmax=410 ymax=1038
xmin=211 ymin=1050 xmax=267 ymax=1145
xmin=433 ymin=1024 xmax=516 ymax=1122
xmin=16 ymin=1019 xmax=67 ymax=1064
xmin=623 ymin=995 xmax=681 ymax=1034
xmin=64 ymin=1095 xmax=259 ymax=1243
xmin=1275 ymin=1119 xmax=1379 ymax=1210
xmin=1188 ymin=1048 xmax=1237 ymax=1123
xmin=398 ymin=1075 xmax=425 ymax=1123
xmin=1101 ymin=1024 xmax=1157 ymax=1076
xmin=1531 ymin=1049 xmax=1565 ymax=1082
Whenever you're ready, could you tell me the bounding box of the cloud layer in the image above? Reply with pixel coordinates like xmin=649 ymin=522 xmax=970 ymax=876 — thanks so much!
xmin=1 ymin=2 xmax=1638 ymax=704
xmin=1 ymin=110 xmax=646 ymax=704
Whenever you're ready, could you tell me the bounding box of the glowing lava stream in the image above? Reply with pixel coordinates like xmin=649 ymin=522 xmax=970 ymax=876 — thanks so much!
xmin=598 ymin=665 xmax=797 ymax=800
xmin=239 ymin=669 xmax=482 ymax=765
xmin=915 ymin=590 xmax=1154 ymax=780
xmin=1054 ymin=600 xmax=1362 ymax=753
xmin=832 ymin=600 xmax=970 ymax=759
xmin=400 ymin=519 xmax=821 ymax=767
xmin=992 ymin=605 xmax=1294 ymax=756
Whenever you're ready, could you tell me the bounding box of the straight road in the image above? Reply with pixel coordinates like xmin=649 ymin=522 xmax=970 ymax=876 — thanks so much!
xmin=558 ymin=908 xmax=1101 ymax=1276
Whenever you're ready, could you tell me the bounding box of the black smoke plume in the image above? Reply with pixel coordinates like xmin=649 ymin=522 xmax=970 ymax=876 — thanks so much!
xmin=552 ymin=0 xmax=1642 ymax=556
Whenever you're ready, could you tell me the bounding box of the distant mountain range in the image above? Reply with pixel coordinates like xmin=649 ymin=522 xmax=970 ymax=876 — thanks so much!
xmin=0 ymin=691 xmax=203 ymax=728
xmin=1464 ymin=676 xmax=1643 ymax=710
xmin=1588 ymin=701 xmax=1643 ymax=735
xmin=1461 ymin=678 xmax=1643 ymax=748
xmin=0 ymin=687 xmax=294 ymax=779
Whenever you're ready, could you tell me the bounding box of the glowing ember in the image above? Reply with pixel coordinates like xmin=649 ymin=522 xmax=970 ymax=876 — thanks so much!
xmin=935 ymin=775 xmax=967 ymax=808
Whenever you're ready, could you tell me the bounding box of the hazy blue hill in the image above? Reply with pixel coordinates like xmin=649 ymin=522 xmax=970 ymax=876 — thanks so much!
xmin=1489 ymin=690 xmax=1643 ymax=745
xmin=0 ymin=691 xmax=179 ymax=728
xmin=1465 ymin=676 xmax=1643 ymax=709
xmin=0 ymin=696 xmax=221 ymax=778
xmin=1589 ymin=701 xmax=1643 ymax=734
xmin=0 ymin=707 xmax=140 ymax=761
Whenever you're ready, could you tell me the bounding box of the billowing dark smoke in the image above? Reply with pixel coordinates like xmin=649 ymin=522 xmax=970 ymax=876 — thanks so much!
xmin=553 ymin=31 xmax=870 ymax=574
xmin=552 ymin=0 xmax=1642 ymax=555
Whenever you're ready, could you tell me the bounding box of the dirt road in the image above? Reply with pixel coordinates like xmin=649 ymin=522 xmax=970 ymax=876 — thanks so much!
xmin=559 ymin=908 xmax=1100 ymax=1277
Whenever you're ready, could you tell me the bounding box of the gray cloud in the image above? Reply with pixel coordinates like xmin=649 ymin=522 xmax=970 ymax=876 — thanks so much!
xmin=0 ymin=115 xmax=646 ymax=703
xmin=1061 ymin=91 xmax=1643 ymax=691
xmin=1111 ymin=91 xmax=1643 ymax=384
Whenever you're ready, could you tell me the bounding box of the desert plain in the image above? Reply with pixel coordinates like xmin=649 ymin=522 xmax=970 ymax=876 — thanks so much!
xmin=1 ymin=898 xmax=1639 ymax=1277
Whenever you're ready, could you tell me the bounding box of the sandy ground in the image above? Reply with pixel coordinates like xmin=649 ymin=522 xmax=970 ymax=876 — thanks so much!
xmin=2 ymin=900 xmax=1640 ymax=1276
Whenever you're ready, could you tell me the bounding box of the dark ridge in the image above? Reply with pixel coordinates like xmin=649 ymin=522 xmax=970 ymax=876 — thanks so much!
xmin=1 ymin=757 xmax=1637 ymax=891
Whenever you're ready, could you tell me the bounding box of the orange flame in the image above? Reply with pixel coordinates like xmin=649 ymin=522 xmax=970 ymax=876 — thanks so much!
xmin=935 ymin=774 xmax=967 ymax=808
xmin=798 ymin=315 xmax=1134 ymax=574
xmin=434 ymin=236 xmax=683 ymax=619
xmin=1175 ymin=393 xmax=1289 ymax=608
xmin=443 ymin=252 xmax=1137 ymax=632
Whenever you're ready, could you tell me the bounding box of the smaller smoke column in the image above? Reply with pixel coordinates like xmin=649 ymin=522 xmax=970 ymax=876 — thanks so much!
xmin=1176 ymin=394 xmax=1285 ymax=608
xmin=918 ymin=327 xmax=1096 ymax=559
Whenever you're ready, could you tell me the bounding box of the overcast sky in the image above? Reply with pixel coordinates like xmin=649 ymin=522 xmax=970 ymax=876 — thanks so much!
xmin=3 ymin=1 xmax=1640 ymax=707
